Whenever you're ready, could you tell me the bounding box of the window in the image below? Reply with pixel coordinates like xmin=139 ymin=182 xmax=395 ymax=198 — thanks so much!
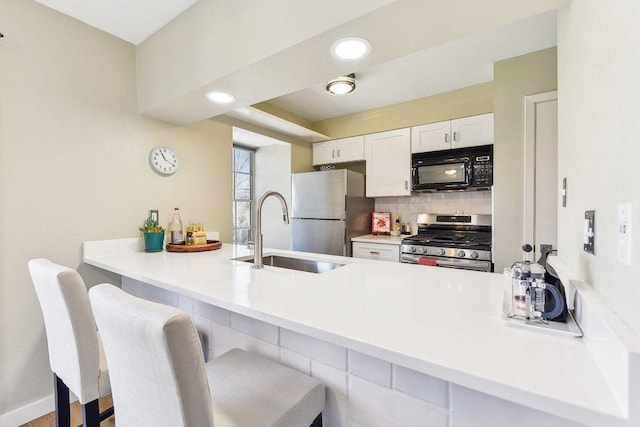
xmin=232 ymin=146 xmax=254 ymax=244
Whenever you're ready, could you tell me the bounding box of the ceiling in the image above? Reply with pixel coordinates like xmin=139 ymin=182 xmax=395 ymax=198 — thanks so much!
xmin=269 ymin=11 xmax=556 ymax=122
xmin=33 ymin=0 xmax=199 ymax=45
xmin=33 ymin=0 xmax=558 ymax=134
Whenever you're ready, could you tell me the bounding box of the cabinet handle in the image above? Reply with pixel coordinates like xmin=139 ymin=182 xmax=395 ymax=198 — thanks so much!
xmin=332 ymin=150 xmax=335 ymax=158
xmin=405 ymin=180 xmax=408 ymax=190
xmin=369 ymin=251 xmax=380 ymax=255
xmin=445 ymin=133 xmax=449 ymax=143
xmin=337 ymin=149 xmax=341 ymax=157
xmin=453 ymin=132 xmax=458 ymax=142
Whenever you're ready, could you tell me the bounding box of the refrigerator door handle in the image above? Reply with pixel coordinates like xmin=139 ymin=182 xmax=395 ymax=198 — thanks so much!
xmin=344 ymin=228 xmax=349 ymax=256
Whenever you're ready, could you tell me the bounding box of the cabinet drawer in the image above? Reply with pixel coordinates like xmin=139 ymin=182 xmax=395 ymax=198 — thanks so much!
xmin=352 ymin=242 xmax=400 ymax=262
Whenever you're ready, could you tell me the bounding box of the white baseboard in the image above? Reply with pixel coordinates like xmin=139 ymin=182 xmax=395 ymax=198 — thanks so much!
xmin=0 ymin=394 xmax=53 ymax=427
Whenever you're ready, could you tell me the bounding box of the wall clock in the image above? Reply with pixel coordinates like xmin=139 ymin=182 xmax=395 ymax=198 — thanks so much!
xmin=149 ymin=146 xmax=179 ymax=175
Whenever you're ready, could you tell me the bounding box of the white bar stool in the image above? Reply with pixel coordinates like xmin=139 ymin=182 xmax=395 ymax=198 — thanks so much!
xmin=89 ymin=283 xmax=325 ymax=427
xmin=28 ymin=258 xmax=113 ymax=427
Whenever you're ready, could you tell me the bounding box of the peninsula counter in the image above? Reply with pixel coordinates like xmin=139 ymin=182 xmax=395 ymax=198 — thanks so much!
xmin=83 ymin=238 xmax=638 ymax=427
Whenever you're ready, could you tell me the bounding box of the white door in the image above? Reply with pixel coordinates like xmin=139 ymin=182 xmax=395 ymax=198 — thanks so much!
xmin=524 ymin=92 xmax=558 ymax=260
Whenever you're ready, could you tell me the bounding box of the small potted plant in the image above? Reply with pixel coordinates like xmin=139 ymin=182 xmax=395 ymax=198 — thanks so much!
xmin=139 ymin=217 xmax=165 ymax=253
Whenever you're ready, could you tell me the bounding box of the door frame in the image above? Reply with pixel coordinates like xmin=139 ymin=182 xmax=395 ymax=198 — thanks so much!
xmin=523 ymin=90 xmax=558 ymax=259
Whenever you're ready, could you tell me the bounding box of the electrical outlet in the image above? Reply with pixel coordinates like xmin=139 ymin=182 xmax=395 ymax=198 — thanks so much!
xmin=584 ymin=210 xmax=595 ymax=254
xmin=617 ymin=203 xmax=632 ymax=265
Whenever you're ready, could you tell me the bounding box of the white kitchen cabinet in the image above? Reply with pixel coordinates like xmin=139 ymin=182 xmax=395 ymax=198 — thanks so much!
xmin=364 ymin=128 xmax=411 ymax=197
xmin=352 ymin=242 xmax=400 ymax=262
xmin=451 ymin=113 xmax=494 ymax=149
xmin=410 ymin=120 xmax=451 ymax=153
xmin=312 ymin=135 xmax=364 ymax=165
xmin=411 ymin=113 xmax=493 ymax=153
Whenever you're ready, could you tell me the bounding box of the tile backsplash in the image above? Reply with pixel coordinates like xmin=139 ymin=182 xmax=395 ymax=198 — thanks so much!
xmin=374 ymin=190 xmax=492 ymax=232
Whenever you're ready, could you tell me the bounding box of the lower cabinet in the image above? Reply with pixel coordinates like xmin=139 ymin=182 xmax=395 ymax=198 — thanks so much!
xmin=352 ymin=242 xmax=400 ymax=262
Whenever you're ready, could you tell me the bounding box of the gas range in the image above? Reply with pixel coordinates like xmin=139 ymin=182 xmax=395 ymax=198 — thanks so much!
xmin=401 ymin=213 xmax=493 ymax=272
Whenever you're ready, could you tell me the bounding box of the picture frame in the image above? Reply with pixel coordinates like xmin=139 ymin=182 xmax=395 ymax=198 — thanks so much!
xmin=372 ymin=212 xmax=391 ymax=235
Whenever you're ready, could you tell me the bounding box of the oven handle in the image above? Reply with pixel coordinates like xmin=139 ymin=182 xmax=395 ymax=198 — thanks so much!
xmin=401 ymin=254 xmax=492 ymax=272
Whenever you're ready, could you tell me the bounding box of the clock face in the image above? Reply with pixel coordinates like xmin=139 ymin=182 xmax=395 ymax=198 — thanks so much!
xmin=149 ymin=146 xmax=179 ymax=175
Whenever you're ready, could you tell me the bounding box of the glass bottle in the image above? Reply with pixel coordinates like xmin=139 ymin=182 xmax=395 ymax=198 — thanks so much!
xmin=170 ymin=207 xmax=184 ymax=244
xmin=395 ymin=216 xmax=401 ymax=232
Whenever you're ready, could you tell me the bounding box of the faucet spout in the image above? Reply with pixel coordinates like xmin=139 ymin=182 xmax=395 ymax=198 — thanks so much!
xmin=253 ymin=191 xmax=289 ymax=269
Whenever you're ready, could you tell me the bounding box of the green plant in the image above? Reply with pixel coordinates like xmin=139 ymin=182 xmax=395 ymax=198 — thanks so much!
xmin=139 ymin=217 xmax=165 ymax=235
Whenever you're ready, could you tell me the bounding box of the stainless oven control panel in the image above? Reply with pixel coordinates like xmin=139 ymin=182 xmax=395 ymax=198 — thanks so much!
xmin=400 ymin=244 xmax=491 ymax=261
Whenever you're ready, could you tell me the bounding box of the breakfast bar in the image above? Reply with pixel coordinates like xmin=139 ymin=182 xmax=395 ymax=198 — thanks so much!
xmin=83 ymin=238 xmax=639 ymax=427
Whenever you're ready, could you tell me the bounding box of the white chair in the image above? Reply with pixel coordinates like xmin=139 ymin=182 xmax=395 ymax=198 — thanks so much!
xmin=89 ymin=283 xmax=325 ymax=427
xmin=28 ymin=258 xmax=113 ymax=427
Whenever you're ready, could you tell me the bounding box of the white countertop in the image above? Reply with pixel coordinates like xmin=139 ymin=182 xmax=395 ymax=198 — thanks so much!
xmin=83 ymin=239 xmax=630 ymax=426
xmin=351 ymin=234 xmax=408 ymax=245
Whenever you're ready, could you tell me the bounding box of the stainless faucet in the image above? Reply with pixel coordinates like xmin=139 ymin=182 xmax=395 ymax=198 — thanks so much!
xmin=253 ymin=191 xmax=290 ymax=269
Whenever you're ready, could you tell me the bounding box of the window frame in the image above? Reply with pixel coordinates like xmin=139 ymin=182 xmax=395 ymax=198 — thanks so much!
xmin=232 ymin=145 xmax=255 ymax=244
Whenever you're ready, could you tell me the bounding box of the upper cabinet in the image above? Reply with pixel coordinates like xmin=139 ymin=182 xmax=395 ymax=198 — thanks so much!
xmin=312 ymin=135 xmax=364 ymax=166
xmin=451 ymin=113 xmax=494 ymax=149
xmin=365 ymin=128 xmax=411 ymax=197
xmin=411 ymin=113 xmax=494 ymax=153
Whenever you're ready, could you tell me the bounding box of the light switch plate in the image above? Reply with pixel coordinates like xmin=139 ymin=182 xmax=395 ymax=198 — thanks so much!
xmin=617 ymin=203 xmax=632 ymax=265
xmin=584 ymin=210 xmax=595 ymax=254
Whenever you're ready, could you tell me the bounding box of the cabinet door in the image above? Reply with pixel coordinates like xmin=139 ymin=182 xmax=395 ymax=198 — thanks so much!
xmin=365 ymin=128 xmax=411 ymax=197
xmin=410 ymin=121 xmax=451 ymax=153
xmin=334 ymin=135 xmax=364 ymax=163
xmin=352 ymin=242 xmax=400 ymax=262
xmin=312 ymin=141 xmax=336 ymax=166
xmin=451 ymin=113 xmax=494 ymax=149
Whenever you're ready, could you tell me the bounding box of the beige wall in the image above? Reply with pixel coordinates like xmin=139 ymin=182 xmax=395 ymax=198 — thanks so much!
xmin=0 ymin=0 xmax=233 ymax=419
xmin=557 ymin=2 xmax=640 ymax=334
xmin=493 ymin=47 xmax=558 ymax=271
xmin=312 ymin=82 xmax=494 ymax=138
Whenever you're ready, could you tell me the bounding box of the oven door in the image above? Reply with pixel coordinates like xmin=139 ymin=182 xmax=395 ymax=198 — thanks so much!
xmin=412 ymin=157 xmax=471 ymax=191
xmin=401 ymin=253 xmax=492 ymax=272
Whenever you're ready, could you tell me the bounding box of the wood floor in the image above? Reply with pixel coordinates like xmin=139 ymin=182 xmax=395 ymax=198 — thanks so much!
xmin=20 ymin=395 xmax=115 ymax=427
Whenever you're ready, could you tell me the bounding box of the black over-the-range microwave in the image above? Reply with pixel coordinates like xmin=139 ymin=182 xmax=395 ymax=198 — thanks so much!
xmin=411 ymin=144 xmax=493 ymax=192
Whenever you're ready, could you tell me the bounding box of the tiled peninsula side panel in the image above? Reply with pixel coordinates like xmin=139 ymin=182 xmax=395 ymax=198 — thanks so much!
xmin=122 ymin=278 xmax=584 ymax=427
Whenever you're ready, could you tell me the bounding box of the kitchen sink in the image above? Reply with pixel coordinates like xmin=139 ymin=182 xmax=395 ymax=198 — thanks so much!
xmin=233 ymin=254 xmax=344 ymax=274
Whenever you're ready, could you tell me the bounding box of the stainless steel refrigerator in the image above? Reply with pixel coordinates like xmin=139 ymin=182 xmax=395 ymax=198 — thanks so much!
xmin=291 ymin=169 xmax=374 ymax=257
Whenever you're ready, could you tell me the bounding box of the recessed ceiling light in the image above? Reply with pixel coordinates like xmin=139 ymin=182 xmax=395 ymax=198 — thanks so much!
xmin=330 ymin=37 xmax=371 ymax=61
xmin=206 ymin=91 xmax=236 ymax=104
xmin=326 ymin=74 xmax=356 ymax=95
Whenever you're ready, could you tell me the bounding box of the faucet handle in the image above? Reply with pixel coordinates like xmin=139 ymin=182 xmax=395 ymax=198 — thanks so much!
xmin=247 ymin=240 xmax=254 ymax=249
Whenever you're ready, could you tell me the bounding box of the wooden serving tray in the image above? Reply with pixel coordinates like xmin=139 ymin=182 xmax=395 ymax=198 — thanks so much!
xmin=166 ymin=240 xmax=222 ymax=252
